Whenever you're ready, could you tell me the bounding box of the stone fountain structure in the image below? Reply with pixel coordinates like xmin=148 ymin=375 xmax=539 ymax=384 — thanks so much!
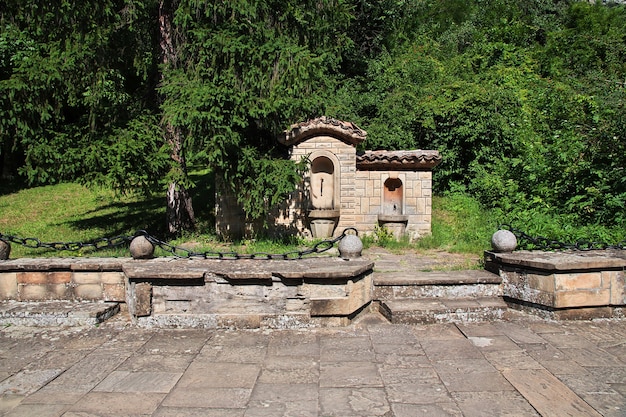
xmin=216 ymin=117 xmax=442 ymax=241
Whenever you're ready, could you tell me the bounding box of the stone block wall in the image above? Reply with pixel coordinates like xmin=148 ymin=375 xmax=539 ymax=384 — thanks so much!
xmin=215 ymin=176 xmax=247 ymax=239
xmin=500 ymin=268 xmax=625 ymax=309
xmin=215 ymin=117 xmax=440 ymax=241
xmin=0 ymin=270 xmax=126 ymax=302
xmin=354 ymin=170 xmax=433 ymax=239
xmin=1 ymin=257 xmax=375 ymax=328
xmin=278 ymin=136 xmax=435 ymax=239
xmin=283 ymin=135 xmax=358 ymax=236
xmin=485 ymin=250 xmax=626 ymax=319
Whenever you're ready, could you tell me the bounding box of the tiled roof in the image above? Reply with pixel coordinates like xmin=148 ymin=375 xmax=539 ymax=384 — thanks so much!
xmin=356 ymin=150 xmax=442 ymax=170
xmin=278 ymin=116 xmax=367 ymax=147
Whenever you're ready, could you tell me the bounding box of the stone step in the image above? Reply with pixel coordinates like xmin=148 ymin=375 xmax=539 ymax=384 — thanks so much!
xmin=379 ymin=296 xmax=509 ymax=324
xmin=373 ymin=269 xmax=503 ymax=300
xmin=0 ymin=301 xmax=120 ymax=326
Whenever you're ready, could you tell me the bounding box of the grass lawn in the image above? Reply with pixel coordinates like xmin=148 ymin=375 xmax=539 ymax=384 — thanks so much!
xmin=0 ymin=182 xmax=169 ymax=257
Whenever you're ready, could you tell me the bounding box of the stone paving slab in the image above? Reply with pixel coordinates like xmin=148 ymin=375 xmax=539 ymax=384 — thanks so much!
xmin=503 ymin=369 xmax=603 ymax=417
xmin=0 ymin=313 xmax=624 ymax=416
xmin=0 ymin=300 xmax=119 ymax=326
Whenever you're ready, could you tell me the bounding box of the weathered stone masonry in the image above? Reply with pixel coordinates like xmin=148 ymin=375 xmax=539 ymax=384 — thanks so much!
xmin=0 ymin=256 xmax=375 ymax=328
xmin=0 ymin=258 xmax=126 ymax=303
xmin=485 ymin=249 xmax=626 ymax=319
xmin=216 ymin=117 xmax=442 ymax=241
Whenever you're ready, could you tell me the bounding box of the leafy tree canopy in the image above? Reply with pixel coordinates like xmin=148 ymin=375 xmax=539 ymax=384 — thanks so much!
xmin=330 ymin=0 xmax=626 ymax=228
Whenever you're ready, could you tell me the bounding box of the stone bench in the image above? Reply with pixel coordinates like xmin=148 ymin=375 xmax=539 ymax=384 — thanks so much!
xmin=485 ymin=250 xmax=626 ymax=319
xmin=0 ymin=256 xmax=374 ymax=328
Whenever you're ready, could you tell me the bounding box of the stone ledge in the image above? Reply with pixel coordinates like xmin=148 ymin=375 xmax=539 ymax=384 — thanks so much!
xmin=380 ymin=297 xmax=509 ymax=324
xmin=504 ymin=297 xmax=625 ymax=320
xmin=374 ymin=269 xmax=501 ymax=286
xmin=0 ymin=300 xmax=119 ymax=326
xmin=0 ymin=257 xmax=128 ymax=272
xmin=485 ymin=250 xmax=626 ymax=271
xmin=122 ymin=258 xmax=374 ymax=281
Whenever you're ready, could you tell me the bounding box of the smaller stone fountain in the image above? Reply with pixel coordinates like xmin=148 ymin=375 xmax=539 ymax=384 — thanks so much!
xmin=377 ymin=177 xmax=409 ymax=239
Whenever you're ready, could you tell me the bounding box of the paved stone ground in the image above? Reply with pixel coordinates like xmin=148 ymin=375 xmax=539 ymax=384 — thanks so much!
xmin=0 ymin=310 xmax=624 ymax=417
xmin=1 ymin=249 xmax=625 ymax=416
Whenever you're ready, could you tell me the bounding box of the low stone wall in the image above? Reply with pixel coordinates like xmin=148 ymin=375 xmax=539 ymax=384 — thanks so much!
xmin=0 ymin=258 xmax=126 ymax=303
xmin=485 ymin=250 xmax=626 ymax=319
xmin=0 ymin=256 xmax=374 ymax=328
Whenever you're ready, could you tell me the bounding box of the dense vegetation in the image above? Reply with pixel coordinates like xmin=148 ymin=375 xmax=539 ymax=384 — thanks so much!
xmin=1 ymin=0 xmax=625 ymax=243
xmin=331 ymin=0 xmax=626 ymax=243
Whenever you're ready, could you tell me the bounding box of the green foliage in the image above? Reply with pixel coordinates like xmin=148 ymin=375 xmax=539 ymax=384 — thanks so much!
xmin=159 ymin=0 xmax=354 ymax=222
xmin=332 ymin=0 xmax=626 ymax=232
xmin=0 ymin=182 xmax=167 ymax=258
xmin=415 ymin=194 xmax=501 ymax=254
xmin=364 ymin=225 xmax=396 ymax=248
xmin=0 ymin=0 xmax=163 ymax=192
xmin=232 ymin=149 xmax=308 ymax=222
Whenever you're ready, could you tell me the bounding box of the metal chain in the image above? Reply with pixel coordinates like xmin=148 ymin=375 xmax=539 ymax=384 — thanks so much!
xmin=499 ymin=224 xmax=626 ymax=251
xmin=0 ymin=232 xmax=133 ymax=252
xmin=0 ymin=228 xmax=358 ymax=260
xmin=136 ymin=228 xmax=357 ymax=260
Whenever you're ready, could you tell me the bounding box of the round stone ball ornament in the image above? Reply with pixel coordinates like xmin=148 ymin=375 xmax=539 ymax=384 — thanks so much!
xmin=338 ymin=234 xmax=363 ymax=259
xmin=491 ymin=229 xmax=517 ymax=253
xmin=130 ymin=235 xmax=155 ymax=259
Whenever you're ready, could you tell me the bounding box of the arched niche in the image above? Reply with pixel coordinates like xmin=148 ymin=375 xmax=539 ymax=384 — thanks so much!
xmin=383 ymin=177 xmax=403 ymax=214
xmin=308 ymin=151 xmax=341 ymax=211
xmin=310 ymin=156 xmax=334 ymax=209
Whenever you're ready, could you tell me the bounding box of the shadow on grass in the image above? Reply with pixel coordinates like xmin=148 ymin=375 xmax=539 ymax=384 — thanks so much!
xmin=67 ymin=196 xmax=168 ymax=238
xmin=0 ymin=177 xmax=29 ymax=197
xmin=65 ymin=170 xmax=216 ymax=240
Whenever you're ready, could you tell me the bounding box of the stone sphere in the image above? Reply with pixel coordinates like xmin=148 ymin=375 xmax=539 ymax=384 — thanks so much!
xmin=338 ymin=234 xmax=363 ymax=259
xmin=0 ymin=240 xmax=10 ymax=260
xmin=491 ymin=230 xmax=517 ymax=253
xmin=130 ymin=235 xmax=155 ymax=259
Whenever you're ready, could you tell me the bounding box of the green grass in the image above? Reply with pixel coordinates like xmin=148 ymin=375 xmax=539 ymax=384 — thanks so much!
xmin=0 ymin=183 xmax=166 ymax=257
xmin=414 ymin=194 xmax=499 ymax=254
xmin=0 ymin=178 xmax=329 ymax=258
xmin=0 ymin=179 xmax=500 ymax=259
xmin=359 ymin=194 xmax=500 ymax=256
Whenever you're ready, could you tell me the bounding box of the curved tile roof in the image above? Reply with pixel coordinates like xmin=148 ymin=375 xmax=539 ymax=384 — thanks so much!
xmin=356 ymin=150 xmax=442 ymax=170
xmin=278 ymin=116 xmax=367 ymax=147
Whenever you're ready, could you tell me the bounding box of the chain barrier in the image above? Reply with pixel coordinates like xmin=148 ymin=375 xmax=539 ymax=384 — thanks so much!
xmin=499 ymin=224 xmax=626 ymax=251
xmin=136 ymin=228 xmax=356 ymax=260
xmin=0 ymin=228 xmax=358 ymax=260
xmin=0 ymin=232 xmax=133 ymax=252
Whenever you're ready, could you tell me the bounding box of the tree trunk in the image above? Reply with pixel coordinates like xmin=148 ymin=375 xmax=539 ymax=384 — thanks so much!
xmin=166 ymin=175 xmax=195 ymax=234
xmin=165 ymin=121 xmax=195 ymax=234
xmin=1 ymin=138 xmax=17 ymax=181
xmin=160 ymin=0 xmax=195 ymax=234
